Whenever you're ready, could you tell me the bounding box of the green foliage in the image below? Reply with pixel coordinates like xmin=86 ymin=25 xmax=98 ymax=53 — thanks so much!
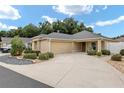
xmin=111 ymin=54 xmax=122 ymax=61
xmin=38 ymin=53 xmax=49 ymax=60
xmin=85 ymin=27 xmax=93 ymax=32
xmin=23 ymin=53 xmax=37 ymax=59
xmin=10 ymin=49 xmax=17 ymax=56
xmin=11 ymin=36 xmax=25 ymax=56
xmin=101 ymin=50 xmax=111 ymax=55
xmin=0 ymin=30 xmax=7 ymax=37
xmin=87 ymin=49 xmax=96 ymax=55
xmin=38 ymin=52 xmax=54 ymax=60
xmin=46 ymin=52 xmax=54 ymax=58
xmin=22 ymin=24 xmax=40 ymax=37
xmin=0 ymin=18 xmax=94 ymax=37
xmin=120 ymin=49 xmax=124 ymax=56
xmin=96 ymin=52 xmax=102 ymax=56
xmin=39 ymin=21 xmax=53 ymax=34
xmin=24 ymin=48 xmax=32 ymax=53
xmin=24 ymin=48 xmax=40 ymax=56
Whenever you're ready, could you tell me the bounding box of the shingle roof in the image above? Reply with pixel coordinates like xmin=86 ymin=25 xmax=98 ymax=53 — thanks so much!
xmin=46 ymin=32 xmax=72 ymax=39
xmin=33 ymin=31 xmax=110 ymax=40
xmin=72 ymin=31 xmax=108 ymax=39
xmin=32 ymin=34 xmax=47 ymax=39
xmin=1 ymin=37 xmax=31 ymax=44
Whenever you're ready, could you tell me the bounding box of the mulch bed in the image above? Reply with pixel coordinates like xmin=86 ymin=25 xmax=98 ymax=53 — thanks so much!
xmin=108 ymin=57 xmax=124 ymax=73
xmin=0 ymin=55 xmax=33 ymax=65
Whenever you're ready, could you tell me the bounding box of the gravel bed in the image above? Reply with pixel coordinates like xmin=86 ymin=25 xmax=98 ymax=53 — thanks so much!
xmin=0 ymin=55 xmax=33 ymax=65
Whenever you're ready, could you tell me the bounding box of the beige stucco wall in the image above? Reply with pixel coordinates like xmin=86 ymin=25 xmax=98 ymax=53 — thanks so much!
xmin=32 ymin=40 xmax=49 ymax=53
xmin=40 ymin=40 xmax=49 ymax=53
xmin=86 ymin=42 xmax=92 ymax=51
xmin=32 ymin=41 xmax=38 ymax=51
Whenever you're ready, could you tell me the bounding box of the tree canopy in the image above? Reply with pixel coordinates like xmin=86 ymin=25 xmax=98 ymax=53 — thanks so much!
xmin=0 ymin=18 xmax=93 ymax=38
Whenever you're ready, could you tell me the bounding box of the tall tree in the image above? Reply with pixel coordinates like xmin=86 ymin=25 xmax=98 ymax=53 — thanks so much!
xmin=23 ymin=24 xmax=40 ymax=37
xmin=85 ymin=27 xmax=93 ymax=32
xmin=39 ymin=21 xmax=53 ymax=34
xmin=63 ymin=18 xmax=78 ymax=34
xmin=0 ymin=30 xmax=7 ymax=37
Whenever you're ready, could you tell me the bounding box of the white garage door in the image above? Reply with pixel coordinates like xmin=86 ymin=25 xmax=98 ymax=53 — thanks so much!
xmin=107 ymin=42 xmax=124 ymax=54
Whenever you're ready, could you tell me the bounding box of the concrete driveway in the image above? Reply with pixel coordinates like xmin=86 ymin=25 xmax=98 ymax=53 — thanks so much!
xmin=0 ymin=53 xmax=124 ymax=88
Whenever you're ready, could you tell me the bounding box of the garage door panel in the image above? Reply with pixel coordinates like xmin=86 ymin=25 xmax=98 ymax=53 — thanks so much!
xmin=51 ymin=42 xmax=72 ymax=54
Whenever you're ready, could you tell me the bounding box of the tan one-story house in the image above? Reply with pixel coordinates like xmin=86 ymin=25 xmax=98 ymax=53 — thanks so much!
xmin=32 ymin=31 xmax=115 ymax=54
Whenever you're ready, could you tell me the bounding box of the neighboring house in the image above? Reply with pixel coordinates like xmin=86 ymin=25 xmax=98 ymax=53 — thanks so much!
xmin=32 ymin=31 xmax=116 ymax=54
xmin=0 ymin=37 xmax=32 ymax=48
xmin=106 ymin=36 xmax=124 ymax=53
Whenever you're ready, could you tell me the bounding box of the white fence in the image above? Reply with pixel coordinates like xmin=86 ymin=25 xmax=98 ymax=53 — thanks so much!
xmin=107 ymin=42 xmax=124 ymax=54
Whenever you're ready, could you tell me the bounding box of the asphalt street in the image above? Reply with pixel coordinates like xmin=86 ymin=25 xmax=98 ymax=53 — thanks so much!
xmin=0 ymin=66 xmax=52 ymax=88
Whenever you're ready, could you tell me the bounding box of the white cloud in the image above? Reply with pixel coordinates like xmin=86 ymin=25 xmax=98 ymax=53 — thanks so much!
xmin=0 ymin=4 xmax=21 ymax=20
xmin=42 ymin=16 xmax=57 ymax=23
xmin=103 ymin=5 xmax=107 ymax=10
xmin=0 ymin=22 xmax=17 ymax=30
xmin=95 ymin=16 xmax=124 ymax=26
xmin=52 ymin=5 xmax=93 ymax=16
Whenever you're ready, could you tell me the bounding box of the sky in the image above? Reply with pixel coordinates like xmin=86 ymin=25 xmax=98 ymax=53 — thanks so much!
xmin=0 ymin=5 xmax=124 ymax=37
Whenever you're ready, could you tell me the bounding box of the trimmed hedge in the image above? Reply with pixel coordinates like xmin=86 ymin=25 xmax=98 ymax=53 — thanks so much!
xmin=38 ymin=53 xmax=49 ymax=60
xmin=101 ymin=50 xmax=111 ymax=55
xmin=38 ymin=52 xmax=54 ymax=60
xmin=120 ymin=49 xmax=124 ymax=56
xmin=111 ymin=54 xmax=122 ymax=61
xmin=24 ymin=48 xmax=40 ymax=56
xmin=96 ymin=52 xmax=102 ymax=56
xmin=46 ymin=52 xmax=54 ymax=58
xmin=87 ymin=50 xmax=96 ymax=55
xmin=23 ymin=53 xmax=37 ymax=59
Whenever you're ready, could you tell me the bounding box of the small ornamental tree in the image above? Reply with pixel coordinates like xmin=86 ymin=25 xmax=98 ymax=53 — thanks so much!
xmin=11 ymin=36 xmax=25 ymax=56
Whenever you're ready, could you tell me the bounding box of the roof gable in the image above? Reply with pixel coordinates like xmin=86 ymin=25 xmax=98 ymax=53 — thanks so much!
xmin=72 ymin=31 xmax=103 ymax=39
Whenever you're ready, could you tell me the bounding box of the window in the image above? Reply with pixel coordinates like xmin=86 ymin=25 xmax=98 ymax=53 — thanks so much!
xmin=91 ymin=42 xmax=96 ymax=50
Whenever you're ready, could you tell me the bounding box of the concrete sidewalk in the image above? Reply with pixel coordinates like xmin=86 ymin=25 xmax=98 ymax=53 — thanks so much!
xmin=0 ymin=53 xmax=124 ymax=88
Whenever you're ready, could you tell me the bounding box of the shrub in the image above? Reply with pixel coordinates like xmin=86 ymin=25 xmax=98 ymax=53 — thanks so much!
xmin=101 ymin=50 xmax=111 ymax=55
xmin=87 ymin=50 xmax=96 ymax=55
xmin=120 ymin=49 xmax=124 ymax=56
xmin=23 ymin=53 xmax=37 ymax=59
xmin=24 ymin=48 xmax=32 ymax=53
xmin=96 ymin=52 xmax=102 ymax=56
xmin=11 ymin=36 xmax=25 ymax=56
xmin=38 ymin=53 xmax=49 ymax=60
xmin=35 ymin=51 xmax=41 ymax=56
xmin=10 ymin=49 xmax=17 ymax=56
xmin=111 ymin=54 xmax=122 ymax=61
xmin=24 ymin=48 xmax=40 ymax=56
xmin=46 ymin=52 xmax=54 ymax=58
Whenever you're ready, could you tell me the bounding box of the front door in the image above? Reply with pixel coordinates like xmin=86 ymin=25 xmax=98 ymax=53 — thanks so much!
xmin=82 ymin=42 xmax=86 ymax=52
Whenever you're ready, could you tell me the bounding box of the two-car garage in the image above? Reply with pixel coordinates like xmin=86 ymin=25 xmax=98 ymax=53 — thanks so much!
xmin=51 ymin=41 xmax=84 ymax=54
xmin=34 ymin=39 xmax=84 ymax=54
